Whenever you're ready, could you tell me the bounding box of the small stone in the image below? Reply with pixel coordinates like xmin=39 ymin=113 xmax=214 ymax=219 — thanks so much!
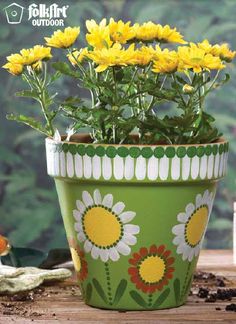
xmin=225 ymin=303 xmax=236 ymax=312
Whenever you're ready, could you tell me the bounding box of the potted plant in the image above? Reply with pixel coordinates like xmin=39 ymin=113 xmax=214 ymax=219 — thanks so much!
xmin=3 ymin=19 xmax=235 ymax=310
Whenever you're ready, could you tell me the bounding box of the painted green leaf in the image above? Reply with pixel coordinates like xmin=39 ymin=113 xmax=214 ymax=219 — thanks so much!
xmin=113 ymin=279 xmax=127 ymax=305
xmin=85 ymin=283 xmax=93 ymax=303
xmin=173 ymin=278 xmax=181 ymax=305
xmin=184 ymin=274 xmax=193 ymax=297
xmin=129 ymin=290 xmax=147 ymax=308
xmin=92 ymin=278 xmax=108 ymax=304
xmin=152 ymin=288 xmax=170 ymax=308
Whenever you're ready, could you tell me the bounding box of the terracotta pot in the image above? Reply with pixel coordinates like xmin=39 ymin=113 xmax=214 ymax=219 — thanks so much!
xmin=45 ymin=135 xmax=228 ymax=310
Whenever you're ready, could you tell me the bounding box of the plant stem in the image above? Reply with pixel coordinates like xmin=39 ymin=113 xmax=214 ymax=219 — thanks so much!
xmin=104 ymin=262 xmax=113 ymax=306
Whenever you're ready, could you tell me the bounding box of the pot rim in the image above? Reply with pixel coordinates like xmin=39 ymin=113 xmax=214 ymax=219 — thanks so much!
xmin=47 ymin=133 xmax=228 ymax=148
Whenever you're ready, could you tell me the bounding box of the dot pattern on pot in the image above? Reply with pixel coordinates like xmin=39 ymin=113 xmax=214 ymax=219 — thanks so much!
xmin=46 ymin=139 xmax=229 ymax=182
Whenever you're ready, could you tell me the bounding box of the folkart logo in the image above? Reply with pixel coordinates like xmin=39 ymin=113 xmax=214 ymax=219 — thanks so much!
xmin=28 ymin=3 xmax=69 ymax=26
xmin=4 ymin=3 xmax=69 ymax=26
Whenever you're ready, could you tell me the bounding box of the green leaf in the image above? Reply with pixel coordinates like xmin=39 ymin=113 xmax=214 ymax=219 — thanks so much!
xmin=129 ymin=290 xmax=147 ymax=308
xmin=92 ymin=278 xmax=108 ymax=304
xmin=113 ymin=279 xmax=127 ymax=305
xmin=6 ymin=114 xmax=49 ymax=136
xmin=52 ymin=62 xmax=80 ymax=78
xmin=173 ymin=278 xmax=181 ymax=305
xmin=152 ymin=288 xmax=170 ymax=308
xmin=15 ymin=90 xmax=39 ymax=100
xmin=184 ymin=275 xmax=193 ymax=298
xmin=85 ymin=283 xmax=93 ymax=303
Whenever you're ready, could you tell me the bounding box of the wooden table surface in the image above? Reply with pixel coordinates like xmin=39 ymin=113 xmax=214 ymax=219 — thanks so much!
xmin=1 ymin=250 xmax=236 ymax=323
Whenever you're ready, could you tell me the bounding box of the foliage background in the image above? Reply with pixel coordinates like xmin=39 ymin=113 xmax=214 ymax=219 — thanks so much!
xmin=0 ymin=0 xmax=235 ymax=251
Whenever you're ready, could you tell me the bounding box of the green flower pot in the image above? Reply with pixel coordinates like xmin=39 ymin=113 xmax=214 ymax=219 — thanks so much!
xmin=45 ymin=136 xmax=228 ymax=310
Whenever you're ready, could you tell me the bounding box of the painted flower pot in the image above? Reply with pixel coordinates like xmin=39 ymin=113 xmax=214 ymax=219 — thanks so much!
xmin=45 ymin=136 xmax=228 ymax=310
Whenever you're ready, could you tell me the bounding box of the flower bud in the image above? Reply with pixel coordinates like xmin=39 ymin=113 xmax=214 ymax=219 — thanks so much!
xmin=183 ymin=84 xmax=194 ymax=94
xmin=0 ymin=235 xmax=11 ymax=256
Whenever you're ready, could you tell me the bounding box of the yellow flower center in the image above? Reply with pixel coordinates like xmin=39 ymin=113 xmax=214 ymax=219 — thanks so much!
xmin=185 ymin=206 xmax=208 ymax=247
xmin=139 ymin=255 xmax=166 ymax=284
xmin=83 ymin=207 xmax=122 ymax=248
xmin=70 ymin=247 xmax=81 ymax=272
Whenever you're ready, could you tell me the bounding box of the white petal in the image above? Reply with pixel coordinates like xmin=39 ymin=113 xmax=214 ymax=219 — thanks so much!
xmin=76 ymin=200 xmax=86 ymax=214
xmin=112 ymin=202 xmax=125 ymax=215
xmin=124 ymin=224 xmax=140 ymax=235
xmin=177 ymin=212 xmax=188 ymax=223
xmin=188 ymin=249 xmax=195 ymax=262
xmin=122 ymin=233 xmax=137 ymax=246
xmin=84 ymin=240 xmax=92 ymax=253
xmin=93 ymin=189 xmax=102 ymax=205
xmin=172 ymin=224 xmax=185 ymax=235
xmin=73 ymin=210 xmax=82 ymax=221
xmin=185 ymin=203 xmax=195 ymax=219
xmin=116 ymin=241 xmax=131 ymax=256
xmin=82 ymin=191 xmax=94 ymax=207
xmin=182 ymin=245 xmax=191 ymax=261
xmin=203 ymin=190 xmax=209 ymax=204
xmin=177 ymin=242 xmax=186 ymax=254
xmin=109 ymin=247 xmax=120 ymax=261
xmin=119 ymin=211 xmax=136 ymax=223
xmin=194 ymin=245 xmax=200 ymax=257
xmin=195 ymin=194 xmax=202 ymax=208
xmin=77 ymin=231 xmax=86 ymax=242
xmin=172 ymin=235 xmax=184 ymax=246
xmin=100 ymin=249 xmax=109 ymax=262
xmin=102 ymin=194 xmax=113 ymax=208
xmin=91 ymin=246 xmax=100 ymax=260
xmin=74 ymin=222 xmax=83 ymax=232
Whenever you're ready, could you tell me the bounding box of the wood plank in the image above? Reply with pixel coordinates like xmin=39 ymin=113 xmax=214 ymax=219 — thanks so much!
xmin=0 ymin=250 xmax=236 ymax=323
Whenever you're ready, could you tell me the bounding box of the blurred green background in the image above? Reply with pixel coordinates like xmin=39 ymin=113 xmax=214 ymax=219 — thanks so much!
xmin=0 ymin=0 xmax=235 ymax=250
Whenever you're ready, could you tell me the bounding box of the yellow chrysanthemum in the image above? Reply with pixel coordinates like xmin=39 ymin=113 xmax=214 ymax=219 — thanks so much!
xmin=133 ymin=46 xmax=156 ymax=66
xmin=45 ymin=27 xmax=80 ymax=49
xmin=152 ymin=49 xmax=179 ymax=73
xmin=134 ymin=22 xmax=158 ymax=41
xmin=134 ymin=22 xmax=186 ymax=44
xmin=86 ymin=43 xmax=135 ymax=72
xmin=108 ymin=18 xmax=136 ymax=44
xmin=156 ymin=24 xmax=186 ymax=44
xmin=178 ymin=44 xmax=225 ymax=73
xmin=198 ymin=40 xmax=236 ymax=63
xmin=2 ymin=62 xmax=23 ymax=75
xmin=86 ymin=18 xmax=112 ymax=49
xmin=20 ymin=45 xmax=52 ymax=65
xmin=67 ymin=48 xmax=88 ymax=65
xmin=211 ymin=43 xmax=236 ymax=62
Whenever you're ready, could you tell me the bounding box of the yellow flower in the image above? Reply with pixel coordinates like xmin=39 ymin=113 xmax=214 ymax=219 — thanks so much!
xmin=86 ymin=18 xmax=112 ymax=49
xmin=133 ymin=22 xmax=186 ymax=44
xmin=183 ymin=84 xmax=194 ymax=93
xmin=86 ymin=43 xmax=135 ymax=72
xmin=20 ymin=45 xmax=52 ymax=65
xmin=178 ymin=43 xmax=225 ymax=73
xmin=2 ymin=62 xmax=23 ymax=75
xmin=67 ymin=48 xmax=88 ymax=65
xmin=108 ymin=18 xmax=136 ymax=44
xmin=198 ymin=39 xmax=236 ymax=62
xmin=5 ymin=53 xmax=25 ymax=65
xmin=211 ymin=43 xmax=236 ymax=62
xmin=156 ymin=24 xmax=187 ymax=44
xmin=134 ymin=22 xmax=158 ymax=41
xmin=152 ymin=49 xmax=179 ymax=73
xmin=45 ymin=27 xmax=80 ymax=48
xmin=133 ymin=46 xmax=156 ymax=66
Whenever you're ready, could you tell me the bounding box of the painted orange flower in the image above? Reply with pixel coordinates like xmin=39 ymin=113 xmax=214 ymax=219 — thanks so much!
xmin=68 ymin=237 xmax=88 ymax=281
xmin=128 ymin=244 xmax=175 ymax=294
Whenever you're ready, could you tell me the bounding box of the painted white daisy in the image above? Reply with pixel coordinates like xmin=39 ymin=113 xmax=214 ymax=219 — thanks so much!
xmin=172 ymin=189 xmax=214 ymax=262
xmin=73 ymin=189 xmax=140 ymax=262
